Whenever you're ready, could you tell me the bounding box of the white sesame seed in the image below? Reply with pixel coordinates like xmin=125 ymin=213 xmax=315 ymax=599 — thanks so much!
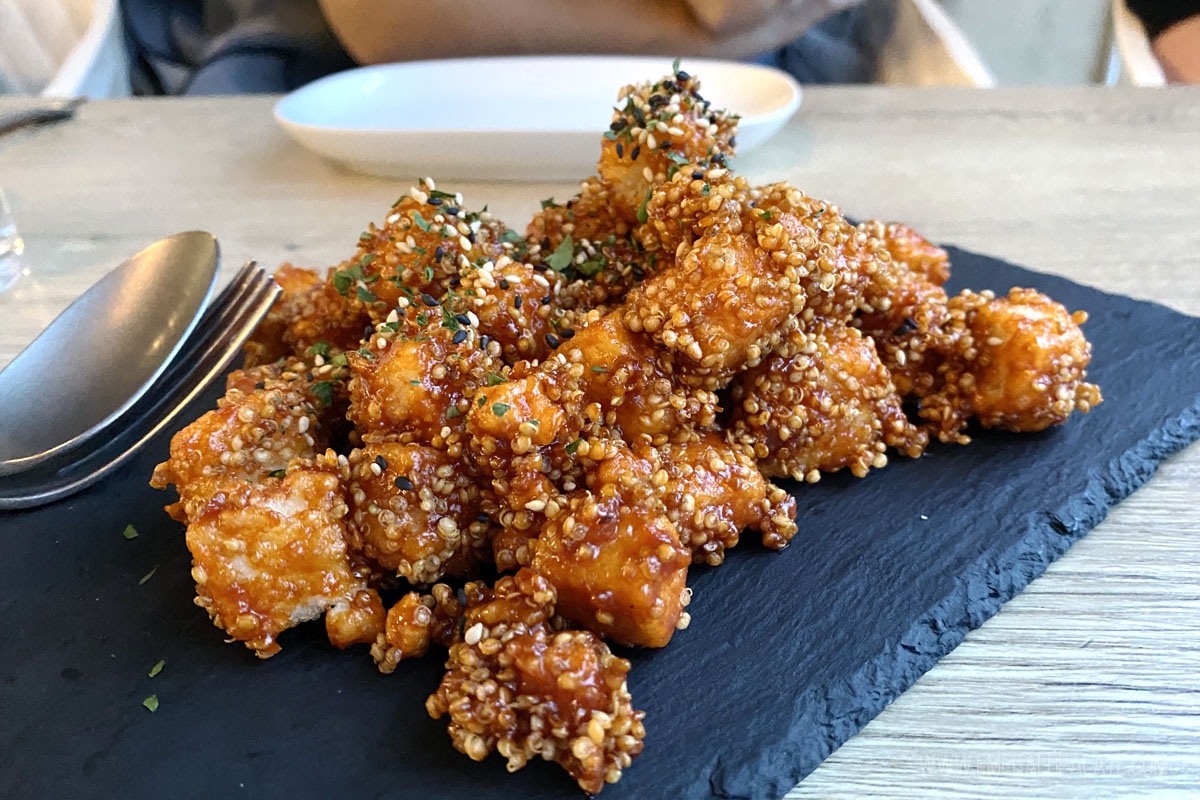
xmin=464 ymin=622 xmax=483 ymax=646
xmin=370 ymin=462 xmax=382 ymax=476
xmin=387 ymin=213 xmax=400 ymax=225
xmin=297 ymin=416 xmax=310 ymax=433
xmin=459 ymin=236 xmax=472 ymax=250
xmin=376 ymin=337 xmax=387 ymax=349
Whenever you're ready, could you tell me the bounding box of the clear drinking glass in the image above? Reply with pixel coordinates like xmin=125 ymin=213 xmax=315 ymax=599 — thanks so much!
xmin=0 ymin=184 xmax=24 ymax=293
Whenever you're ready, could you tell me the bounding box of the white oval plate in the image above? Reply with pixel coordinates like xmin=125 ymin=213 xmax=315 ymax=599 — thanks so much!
xmin=274 ymin=56 xmax=801 ymax=181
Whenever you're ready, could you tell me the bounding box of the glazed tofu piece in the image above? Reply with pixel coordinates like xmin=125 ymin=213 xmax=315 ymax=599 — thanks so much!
xmin=533 ymin=492 xmax=689 ymax=648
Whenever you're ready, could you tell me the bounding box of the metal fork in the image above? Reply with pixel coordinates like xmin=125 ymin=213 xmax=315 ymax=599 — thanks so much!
xmin=0 ymin=262 xmax=279 ymax=510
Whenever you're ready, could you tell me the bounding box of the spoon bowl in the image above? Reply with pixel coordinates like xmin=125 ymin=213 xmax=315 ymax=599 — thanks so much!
xmin=0 ymin=231 xmax=219 ymax=474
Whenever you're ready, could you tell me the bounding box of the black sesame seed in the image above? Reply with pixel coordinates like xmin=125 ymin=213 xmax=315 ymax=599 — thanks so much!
xmin=729 ymin=136 xmax=737 ymax=148
xmin=428 ymin=197 xmax=443 ymax=205
xmin=540 ymin=237 xmax=551 ymax=250
xmin=480 ymin=334 xmax=491 ymax=351
xmin=449 ymin=275 xmax=461 ymax=287
xmin=513 ymin=295 xmax=522 ymax=309
xmin=455 ymin=313 xmax=470 ymax=326
xmin=476 ymin=512 xmax=490 ymax=523
xmin=452 ymin=329 xmax=467 ymax=344
xmin=541 ymin=295 xmax=552 ymax=304
xmin=616 ymin=142 xmax=624 ymax=158
xmin=375 ymin=455 xmax=388 ymax=470
xmin=445 ymin=207 xmax=459 ymax=215
xmin=631 ymin=145 xmax=641 ymax=160
xmin=560 ymin=328 xmax=575 ymax=339
xmin=363 ymin=325 xmax=374 ymax=337
xmin=648 ymin=94 xmax=666 ymax=109
xmin=421 ymin=293 xmax=439 ymax=307
xmin=533 ymin=263 xmax=548 ymax=272
xmin=675 ymin=70 xmax=691 ymax=81
xmin=544 ymin=333 xmax=560 ymax=349
xmin=499 ymin=279 xmax=510 ymax=291
xmin=691 ymin=170 xmax=704 ymax=180
xmin=467 ymin=232 xmax=476 ymax=243
xmin=434 ymin=245 xmax=444 ymax=261
xmin=893 ymin=317 xmax=919 ymax=336
xmin=610 ymin=119 xmax=624 ymax=132
xmin=254 ymin=382 xmax=265 ymax=390
xmin=394 ymin=476 xmax=414 ymax=491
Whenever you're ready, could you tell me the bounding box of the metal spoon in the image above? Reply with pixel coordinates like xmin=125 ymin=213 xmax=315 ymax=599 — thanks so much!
xmin=0 ymin=231 xmax=219 ymax=475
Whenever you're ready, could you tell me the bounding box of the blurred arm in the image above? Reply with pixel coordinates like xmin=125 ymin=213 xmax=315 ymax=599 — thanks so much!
xmin=317 ymin=0 xmax=857 ymax=64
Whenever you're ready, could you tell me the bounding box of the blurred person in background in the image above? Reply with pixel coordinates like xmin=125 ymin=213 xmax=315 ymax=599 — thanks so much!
xmin=118 ymin=0 xmax=913 ymax=95
xmin=1126 ymin=0 xmax=1200 ymax=81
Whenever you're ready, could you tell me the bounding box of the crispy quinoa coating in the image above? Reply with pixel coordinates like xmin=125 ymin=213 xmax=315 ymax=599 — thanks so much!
xmin=371 ymin=584 xmax=463 ymax=674
xmin=599 ymin=68 xmax=738 ymax=223
xmin=532 ymin=491 xmax=690 ymax=648
xmin=184 ymin=455 xmax=364 ymax=658
xmin=427 ymin=569 xmax=646 ymax=795
xmin=343 ymin=435 xmax=490 ymax=585
xmin=150 ymin=357 xmax=339 ymax=524
xmin=730 ymin=324 xmax=927 ymax=481
xmin=917 ymin=288 xmax=1102 ymax=440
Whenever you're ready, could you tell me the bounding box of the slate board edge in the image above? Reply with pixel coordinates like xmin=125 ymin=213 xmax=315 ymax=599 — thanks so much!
xmin=707 ymin=396 xmax=1200 ymax=800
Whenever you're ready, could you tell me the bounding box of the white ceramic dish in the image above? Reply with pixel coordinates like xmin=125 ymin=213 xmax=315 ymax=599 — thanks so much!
xmin=274 ymin=56 xmax=801 ymax=181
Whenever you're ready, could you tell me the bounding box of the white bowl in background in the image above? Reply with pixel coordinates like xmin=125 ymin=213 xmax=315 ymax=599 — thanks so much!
xmin=274 ymin=56 xmax=801 ymax=181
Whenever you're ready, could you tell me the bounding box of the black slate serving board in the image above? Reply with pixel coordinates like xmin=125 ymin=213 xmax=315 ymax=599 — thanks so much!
xmin=3 ymin=246 xmax=1199 ymax=800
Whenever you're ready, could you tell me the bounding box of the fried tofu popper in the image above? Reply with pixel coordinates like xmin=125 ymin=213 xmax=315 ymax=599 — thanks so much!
xmin=151 ymin=62 xmax=1101 ymax=794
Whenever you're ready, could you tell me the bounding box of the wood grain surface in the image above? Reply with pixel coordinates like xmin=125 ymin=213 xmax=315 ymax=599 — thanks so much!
xmin=1 ymin=87 xmax=1197 ymax=798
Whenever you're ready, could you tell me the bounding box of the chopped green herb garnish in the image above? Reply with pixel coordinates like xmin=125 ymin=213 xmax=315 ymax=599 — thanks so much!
xmin=360 ymin=231 xmax=372 ymax=241
xmin=424 ymin=265 xmax=435 ymax=282
xmin=491 ymin=402 xmax=510 ymax=417
xmin=759 ymin=210 xmax=772 ymax=220
xmin=591 ymin=366 xmax=609 ymax=373
xmin=486 ymin=372 xmax=506 ymax=386
xmin=672 ymin=57 xmax=681 ymax=74
xmin=666 ymin=151 xmax=689 ymax=166
xmin=310 ymin=381 xmax=334 ymax=407
xmin=499 ymin=229 xmax=523 ymax=244
xmin=636 ymin=188 xmax=652 ymax=223
xmin=416 ymin=312 xmax=429 ymax=327
xmin=546 ymin=236 xmax=574 ymax=272
xmin=810 ymin=207 xmax=826 ymax=219
xmin=409 ymin=379 xmax=420 ymax=386
xmin=307 ymin=341 xmax=331 ymax=357
xmin=478 ymin=396 xmax=487 ymax=408
xmin=122 ymin=524 xmax=139 ymax=540
xmin=577 ymin=260 xmax=603 ymax=277
xmin=445 ymin=407 xmax=462 ymax=420
xmin=565 ymin=437 xmax=583 ymax=455
xmin=701 ymin=183 xmax=711 ymax=196
xmin=357 ymin=286 xmax=377 ymax=303
xmin=268 ymin=469 xmax=286 ymax=479
xmin=412 ymin=211 xmax=432 ymax=232
xmin=142 ymin=695 xmax=159 ymax=713
xmin=540 ymin=197 xmax=560 ymax=210
xmin=328 ymin=352 xmax=349 ymax=367
xmin=441 ymin=304 xmax=461 ymax=331
xmin=138 ymin=565 xmax=159 ymax=586
xmin=357 ymin=348 xmax=375 ymax=361
xmin=429 ymin=189 xmax=457 ymax=200
xmin=148 ymin=660 xmax=166 ymax=678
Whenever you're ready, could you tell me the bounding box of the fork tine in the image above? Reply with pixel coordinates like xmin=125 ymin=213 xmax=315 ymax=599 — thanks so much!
xmin=0 ymin=275 xmax=281 ymax=510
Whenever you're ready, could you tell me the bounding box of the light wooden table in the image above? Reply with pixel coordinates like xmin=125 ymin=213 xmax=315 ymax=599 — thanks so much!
xmin=1 ymin=88 xmax=1197 ymax=798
